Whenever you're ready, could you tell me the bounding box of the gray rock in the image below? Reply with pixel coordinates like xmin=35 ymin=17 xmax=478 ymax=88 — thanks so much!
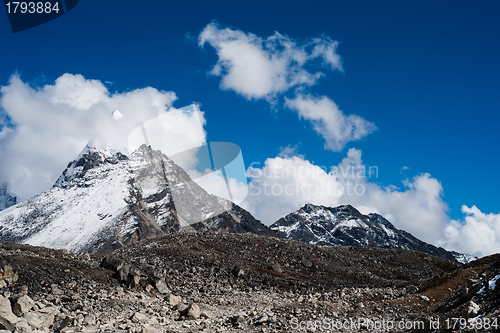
xmin=127 ymin=266 xmax=141 ymax=290
xmin=301 ymin=258 xmax=313 ymax=268
xmin=155 ymin=278 xmax=170 ymax=294
xmin=51 ymin=284 xmax=63 ymax=296
xmin=200 ymin=310 xmax=213 ymax=319
xmin=132 ymin=312 xmax=149 ymax=324
xmin=176 ymin=303 xmax=188 ymax=313
xmin=15 ymin=321 xmax=32 ymax=333
xmin=100 ymin=255 xmax=124 ymax=272
xmin=165 ymin=294 xmax=181 ymax=306
xmin=142 ymin=324 xmax=160 ymax=333
xmin=117 ymin=264 xmax=131 ymax=283
xmin=185 ymin=303 xmax=200 ymax=319
xmin=271 ymin=263 xmax=283 ymax=273
xmin=179 ymin=303 xmax=200 ymax=319
xmin=232 ymin=312 xmax=246 ymax=323
xmin=55 ymin=314 xmax=73 ymax=331
xmin=13 ymin=295 xmax=35 ymax=317
xmin=20 ymin=286 xmax=28 ymax=295
xmin=23 ymin=308 xmax=56 ymax=330
xmin=0 ymin=295 xmax=19 ymax=331
xmin=83 ymin=313 xmax=96 ymax=326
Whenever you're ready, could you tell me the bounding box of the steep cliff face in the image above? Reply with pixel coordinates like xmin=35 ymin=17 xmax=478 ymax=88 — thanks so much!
xmin=0 ymin=140 xmax=274 ymax=253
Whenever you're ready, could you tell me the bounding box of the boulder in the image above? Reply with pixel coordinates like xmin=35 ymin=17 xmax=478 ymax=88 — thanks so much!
xmin=0 ymin=295 xmax=19 ymax=331
xmin=176 ymin=303 xmax=188 ymax=313
xmin=12 ymin=295 xmax=35 ymax=316
xmin=180 ymin=303 xmax=200 ymax=319
xmin=155 ymin=278 xmax=170 ymax=294
xmin=126 ymin=266 xmax=141 ymax=290
xmin=165 ymin=294 xmax=181 ymax=306
xmin=15 ymin=321 xmax=32 ymax=333
xmin=23 ymin=307 xmax=57 ymax=330
xmin=131 ymin=312 xmax=148 ymax=324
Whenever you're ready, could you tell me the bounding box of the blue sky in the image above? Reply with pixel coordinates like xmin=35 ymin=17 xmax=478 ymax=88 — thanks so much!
xmin=1 ymin=0 xmax=499 ymax=256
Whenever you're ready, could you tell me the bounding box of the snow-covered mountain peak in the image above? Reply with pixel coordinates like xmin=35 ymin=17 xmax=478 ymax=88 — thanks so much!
xmin=54 ymin=139 xmax=129 ymax=187
xmin=297 ymin=203 xmax=368 ymax=224
xmin=0 ymin=140 xmax=275 ymax=253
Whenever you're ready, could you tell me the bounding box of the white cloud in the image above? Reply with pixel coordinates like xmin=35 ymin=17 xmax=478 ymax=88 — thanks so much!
xmin=277 ymin=145 xmax=304 ymax=159
xmin=0 ymin=73 xmax=184 ymax=200
xmin=199 ymin=23 xmax=375 ymax=151
xmin=285 ymin=95 xmax=377 ymax=151
xmin=442 ymin=206 xmax=500 ymax=258
xmin=243 ymin=155 xmax=343 ymax=224
xmin=199 ymin=22 xmax=342 ymax=101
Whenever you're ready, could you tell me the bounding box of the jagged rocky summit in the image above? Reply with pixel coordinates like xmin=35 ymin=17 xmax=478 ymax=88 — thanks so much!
xmin=0 ymin=140 xmax=276 ymax=254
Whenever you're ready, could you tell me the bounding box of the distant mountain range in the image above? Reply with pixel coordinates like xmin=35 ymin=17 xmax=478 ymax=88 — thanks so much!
xmin=270 ymin=203 xmax=475 ymax=263
xmin=0 ymin=141 xmax=474 ymax=263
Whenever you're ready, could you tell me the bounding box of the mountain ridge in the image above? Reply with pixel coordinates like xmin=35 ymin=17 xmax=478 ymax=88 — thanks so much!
xmin=270 ymin=203 xmax=475 ymax=263
xmin=0 ymin=142 xmax=474 ymax=263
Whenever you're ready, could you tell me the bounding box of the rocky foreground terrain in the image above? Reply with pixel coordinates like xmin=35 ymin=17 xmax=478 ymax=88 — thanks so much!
xmin=0 ymin=232 xmax=498 ymax=332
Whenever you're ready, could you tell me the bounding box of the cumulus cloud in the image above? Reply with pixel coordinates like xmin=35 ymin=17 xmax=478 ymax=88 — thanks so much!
xmin=243 ymin=155 xmax=342 ymax=224
xmin=198 ymin=22 xmax=342 ymax=101
xmin=0 ymin=73 xmax=193 ymax=200
xmin=442 ymin=206 xmax=500 ymax=258
xmin=285 ymin=95 xmax=377 ymax=151
xmin=242 ymin=148 xmax=451 ymax=249
xmin=198 ymin=23 xmax=375 ymax=151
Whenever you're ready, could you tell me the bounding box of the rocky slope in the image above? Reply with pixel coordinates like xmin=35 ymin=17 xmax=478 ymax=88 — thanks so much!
xmin=270 ymin=204 xmax=474 ymax=263
xmin=0 ymin=233 xmax=497 ymax=332
xmin=0 ymin=140 xmax=275 ymax=254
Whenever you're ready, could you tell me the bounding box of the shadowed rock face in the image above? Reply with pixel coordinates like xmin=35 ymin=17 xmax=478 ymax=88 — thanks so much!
xmin=0 ymin=142 xmax=274 ymax=254
xmin=0 ymin=183 xmax=17 ymax=211
xmin=270 ymin=203 xmax=471 ymax=263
